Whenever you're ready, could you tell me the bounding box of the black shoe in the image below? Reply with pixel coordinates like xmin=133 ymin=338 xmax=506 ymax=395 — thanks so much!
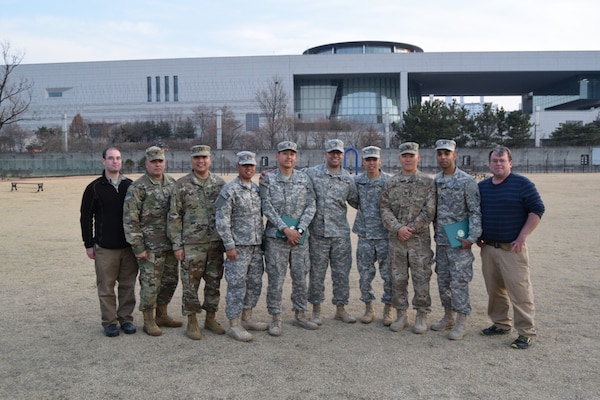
xmin=480 ymin=325 xmax=511 ymax=336
xmin=104 ymin=324 xmax=119 ymax=337
xmin=511 ymin=335 xmax=534 ymax=349
xmin=121 ymin=322 xmax=137 ymax=334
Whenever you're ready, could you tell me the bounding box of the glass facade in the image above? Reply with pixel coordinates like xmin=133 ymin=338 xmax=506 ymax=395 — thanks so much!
xmin=294 ymin=75 xmax=410 ymax=125
xmin=533 ymin=74 xmax=600 ymax=110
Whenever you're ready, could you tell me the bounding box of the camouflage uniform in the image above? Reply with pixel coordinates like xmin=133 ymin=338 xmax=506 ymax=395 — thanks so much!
xmin=123 ymin=172 xmax=178 ymax=312
xmin=304 ymin=163 xmax=359 ymax=306
xmin=434 ymin=167 xmax=482 ymax=315
xmin=216 ymin=176 xmax=264 ymax=320
xmin=380 ymin=171 xmax=436 ymax=313
xmin=353 ymin=170 xmax=393 ymax=305
xmin=168 ymin=171 xmax=225 ymax=315
xmin=260 ymin=169 xmax=316 ymax=314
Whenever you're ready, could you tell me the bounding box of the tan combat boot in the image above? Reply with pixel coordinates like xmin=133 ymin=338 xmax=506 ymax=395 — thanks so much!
xmin=204 ymin=311 xmax=226 ymax=334
xmin=155 ymin=304 xmax=183 ymax=328
xmin=311 ymin=304 xmax=322 ymax=326
xmin=334 ymin=304 xmax=357 ymax=323
xmin=412 ymin=311 xmax=428 ymax=334
xmin=142 ymin=310 xmax=162 ymax=336
xmin=227 ymin=317 xmax=253 ymax=342
xmin=292 ymin=311 xmax=319 ymax=330
xmin=382 ymin=304 xmax=395 ymax=326
xmin=390 ymin=309 xmax=407 ymax=332
xmin=268 ymin=314 xmax=283 ymax=337
xmin=241 ymin=308 xmax=268 ymax=331
xmin=360 ymin=302 xmax=376 ymax=324
xmin=448 ymin=313 xmax=467 ymax=340
xmin=431 ymin=307 xmax=456 ymax=331
xmin=186 ymin=313 xmax=202 ymax=340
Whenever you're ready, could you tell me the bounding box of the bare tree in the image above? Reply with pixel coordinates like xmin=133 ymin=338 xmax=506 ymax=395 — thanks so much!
xmin=255 ymin=75 xmax=288 ymax=149
xmin=0 ymin=42 xmax=33 ymax=131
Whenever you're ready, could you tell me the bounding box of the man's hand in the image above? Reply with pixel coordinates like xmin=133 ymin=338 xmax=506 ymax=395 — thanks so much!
xmin=174 ymin=249 xmax=185 ymax=261
xmin=397 ymin=226 xmax=413 ymax=242
xmin=226 ymin=248 xmax=238 ymax=260
xmin=86 ymin=247 xmax=95 ymax=260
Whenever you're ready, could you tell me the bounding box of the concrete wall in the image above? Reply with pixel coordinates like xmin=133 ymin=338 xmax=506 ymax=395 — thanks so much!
xmin=2 ymin=146 xmax=598 ymax=178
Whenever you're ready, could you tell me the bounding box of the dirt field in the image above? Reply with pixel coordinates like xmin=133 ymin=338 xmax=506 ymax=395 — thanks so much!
xmin=1 ymin=172 xmax=598 ymax=399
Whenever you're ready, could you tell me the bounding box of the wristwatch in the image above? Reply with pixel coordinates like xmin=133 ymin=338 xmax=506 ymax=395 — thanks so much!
xmin=297 ymin=228 xmax=304 ymax=235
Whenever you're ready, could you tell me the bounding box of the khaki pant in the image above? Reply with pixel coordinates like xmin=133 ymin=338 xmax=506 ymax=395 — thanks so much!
xmin=481 ymin=244 xmax=536 ymax=337
xmin=94 ymin=246 xmax=138 ymax=327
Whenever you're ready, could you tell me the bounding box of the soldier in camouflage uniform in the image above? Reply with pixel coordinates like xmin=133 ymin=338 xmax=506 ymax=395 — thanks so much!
xmin=352 ymin=146 xmax=394 ymax=326
xmin=123 ymin=146 xmax=181 ymax=336
xmin=215 ymin=151 xmax=268 ymax=342
xmin=431 ymin=139 xmax=482 ymax=340
xmin=260 ymin=141 xmax=318 ymax=336
xmin=304 ymin=139 xmax=359 ymax=325
xmin=380 ymin=142 xmax=436 ymax=334
xmin=167 ymin=145 xmax=226 ymax=340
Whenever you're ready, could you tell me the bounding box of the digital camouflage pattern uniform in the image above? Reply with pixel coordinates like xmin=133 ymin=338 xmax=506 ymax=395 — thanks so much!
xmin=434 ymin=167 xmax=482 ymax=315
xmin=380 ymin=171 xmax=436 ymax=313
xmin=123 ymin=172 xmax=178 ymax=312
xmin=353 ymin=170 xmax=393 ymax=305
xmin=260 ymin=169 xmax=316 ymax=315
xmin=168 ymin=171 xmax=225 ymax=315
xmin=216 ymin=175 xmax=264 ymax=320
xmin=304 ymin=163 xmax=359 ymax=306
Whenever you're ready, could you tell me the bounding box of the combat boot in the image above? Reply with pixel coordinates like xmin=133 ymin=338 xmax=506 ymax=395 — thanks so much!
xmin=142 ymin=310 xmax=162 ymax=336
xmin=227 ymin=318 xmax=253 ymax=342
xmin=431 ymin=307 xmax=456 ymax=331
xmin=412 ymin=311 xmax=428 ymax=334
xmin=241 ymin=308 xmax=268 ymax=331
xmin=448 ymin=313 xmax=468 ymax=340
xmin=292 ymin=311 xmax=319 ymax=330
xmin=155 ymin=304 xmax=182 ymax=328
xmin=382 ymin=304 xmax=395 ymax=326
xmin=268 ymin=314 xmax=283 ymax=337
xmin=334 ymin=304 xmax=357 ymax=323
xmin=311 ymin=304 xmax=322 ymax=326
xmin=360 ymin=302 xmax=376 ymax=324
xmin=204 ymin=311 xmax=226 ymax=334
xmin=186 ymin=313 xmax=202 ymax=340
xmin=390 ymin=309 xmax=407 ymax=332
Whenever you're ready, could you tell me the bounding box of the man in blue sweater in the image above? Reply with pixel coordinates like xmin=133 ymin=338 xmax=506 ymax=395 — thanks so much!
xmin=80 ymin=147 xmax=138 ymax=337
xmin=477 ymin=146 xmax=545 ymax=349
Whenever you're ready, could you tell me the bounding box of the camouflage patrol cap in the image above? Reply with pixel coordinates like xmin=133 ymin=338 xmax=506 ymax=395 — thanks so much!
xmin=277 ymin=141 xmax=297 ymax=152
xmin=435 ymin=139 xmax=457 ymax=152
xmin=190 ymin=145 xmax=211 ymax=157
xmin=399 ymin=142 xmax=419 ymax=155
xmin=237 ymin=151 xmax=257 ymax=165
xmin=325 ymin=139 xmax=344 ymax=153
xmin=361 ymin=146 xmax=381 ymax=159
xmin=145 ymin=146 xmax=165 ymax=161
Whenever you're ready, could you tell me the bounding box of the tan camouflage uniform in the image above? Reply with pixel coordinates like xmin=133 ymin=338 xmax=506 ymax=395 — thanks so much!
xmin=123 ymin=172 xmax=178 ymax=312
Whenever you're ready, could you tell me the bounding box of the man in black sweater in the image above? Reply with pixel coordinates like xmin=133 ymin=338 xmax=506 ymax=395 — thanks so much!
xmin=80 ymin=147 xmax=138 ymax=337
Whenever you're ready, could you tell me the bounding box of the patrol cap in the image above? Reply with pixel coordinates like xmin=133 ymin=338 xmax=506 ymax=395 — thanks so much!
xmin=399 ymin=142 xmax=419 ymax=155
xmin=145 ymin=146 xmax=165 ymax=161
xmin=277 ymin=141 xmax=297 ymax=152
xmin=361 ymin=146 xmax=381 ymax=159
xmin=237 ymin=151 xmax=257 ymax=165
xmin=325 ymin=139 xmax=344 ymax=153
xmin=190 ymin=145 xmax=211 ymax=157
xmin=435 ymin=139 xmax=457 ymax=152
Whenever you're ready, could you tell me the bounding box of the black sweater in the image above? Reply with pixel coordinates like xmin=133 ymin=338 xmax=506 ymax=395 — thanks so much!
xmin=80 ymin=172 xmax=133 ymax=249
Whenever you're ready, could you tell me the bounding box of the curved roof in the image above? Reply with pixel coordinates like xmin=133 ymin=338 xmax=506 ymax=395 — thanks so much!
xmin=303 ymin=41 xmax=423 ymax=55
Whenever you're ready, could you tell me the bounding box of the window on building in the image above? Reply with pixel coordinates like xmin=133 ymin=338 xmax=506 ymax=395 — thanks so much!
xmin=174 ymin=75 xmax=179 ymax=102
xmin=164 ymin=76 xmax=170 ymax=102
xmin=246 ymin=113 xmax=260 ymax=131
xmin=155 ymin=76 xmax=161 ymax=102
xmin=147 ymin=77 xmax=152 ymax=102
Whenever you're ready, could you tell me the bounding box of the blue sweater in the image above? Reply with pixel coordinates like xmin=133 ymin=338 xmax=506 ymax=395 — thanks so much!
xmin=478 ymin=173 xmax=545 ymax=243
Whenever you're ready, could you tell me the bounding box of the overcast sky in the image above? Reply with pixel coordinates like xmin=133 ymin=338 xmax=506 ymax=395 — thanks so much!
xmin=2 ymin=0 xmax=598 ymax=109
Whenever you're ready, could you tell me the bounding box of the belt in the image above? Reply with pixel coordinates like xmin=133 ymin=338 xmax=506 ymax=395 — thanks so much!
xmin=484 ymin=241 xmax=512 ymax=251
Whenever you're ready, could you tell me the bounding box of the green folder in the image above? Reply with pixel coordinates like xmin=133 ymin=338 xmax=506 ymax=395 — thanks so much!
xmin=443 ymin=219 xmax=469 ymax=248
xmin=276 ymin=215 xmax=306 ymax=245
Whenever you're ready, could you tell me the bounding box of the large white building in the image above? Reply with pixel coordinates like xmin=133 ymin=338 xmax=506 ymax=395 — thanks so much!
xmin=12 ymin=41 xmax=600 ymax=144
